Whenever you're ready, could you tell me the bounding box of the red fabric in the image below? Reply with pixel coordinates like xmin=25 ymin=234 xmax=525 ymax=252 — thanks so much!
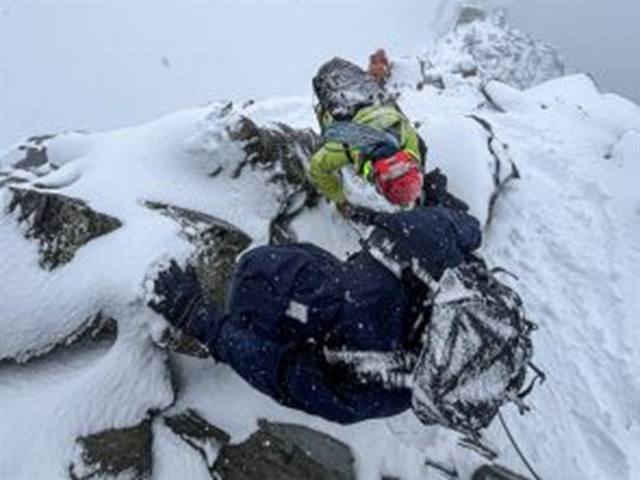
xmin=373 ymin=151 xmax=423 ymax=206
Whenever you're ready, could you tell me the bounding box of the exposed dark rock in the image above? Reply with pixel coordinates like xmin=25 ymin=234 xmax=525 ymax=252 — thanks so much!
xmin=164 ymin=409 xmax=231 ymax=446
xmin=145 ymin=201 xmax=252 ymax=311
xmin=424 ymin=6 xmax=564 ymax=90
xmin=214 ymin=419 xmax=356 ymax=480
xmin=227 ymin=116 xmax=321 ymax=244
xmin=14 ymin=134 xmax=56 ymax=170
xmin=0 ymin=134 xmax=59 ymax=188
xmin=164 ymin=409 xmax=231 ymax=473
xmin=471 ymin=463 xmax=531 ymax=480
xmin=7 ymin=187 xmax=122 ymax=270
xmin=467 ymin=115 xmax=520 ymax=228
xmin=70 ymin=419 xmax=152 ymax=480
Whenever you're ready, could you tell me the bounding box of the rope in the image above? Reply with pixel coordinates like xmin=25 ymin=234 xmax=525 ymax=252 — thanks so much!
xmin=498 ymin=411 xmax=543 ymax=480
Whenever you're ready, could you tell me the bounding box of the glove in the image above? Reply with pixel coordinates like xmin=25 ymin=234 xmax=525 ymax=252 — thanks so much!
xmin=148 ymin=260 xmax=218 ymax=342
xmin=323 ymin=348 xmax=417 ymax=389
xmin=336 ymin=201 xmax=354 ymax=219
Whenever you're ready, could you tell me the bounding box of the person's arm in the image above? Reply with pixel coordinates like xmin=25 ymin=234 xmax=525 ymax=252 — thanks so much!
xmin=441 ymin=208 xmax=482 ymax=255
xmin=309 ymin=144 xmax=350 ymax=205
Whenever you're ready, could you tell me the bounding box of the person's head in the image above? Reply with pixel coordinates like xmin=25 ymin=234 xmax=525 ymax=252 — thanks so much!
xmin=368 ymin=49 xmax=391 ymax=86
xmin=370 ymin=151 xmax=423 ymax=207
xmin=370 ymin=49 xmax=388 ymax=63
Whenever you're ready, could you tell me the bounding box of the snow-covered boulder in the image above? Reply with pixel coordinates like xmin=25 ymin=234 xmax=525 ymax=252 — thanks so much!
xmin=0 ymin=102 xmax=339 ymax=479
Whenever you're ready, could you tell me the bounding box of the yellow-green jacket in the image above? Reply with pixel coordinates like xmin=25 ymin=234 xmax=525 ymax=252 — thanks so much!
xmin=309 ymin=104 xmax=424 ymax=204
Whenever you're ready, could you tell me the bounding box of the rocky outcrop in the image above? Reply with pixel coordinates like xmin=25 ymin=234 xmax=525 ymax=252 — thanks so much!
xmin=69 ymin=413 xmax=357 ymax=480
xmin=144 ymin=201 xmax=254 ymax=358
xmin=145 ymin=201 xmax=252 ymax=311
xmin=13 ymin=134 xmax=57 ymax=169
xmin=70 ymin=419 xmax=153 ymax=480
xmin=164 ymin=409 xmax=231 ymax=475
xmin=214 ymin=419 xmax=356 ymax=480
xmin=7 ymin=187 xmax=122 ymax=270
xmin=227 ymin=115 xmax=321 ymax=244
xmin=0 ymin=105 xmax=356 ymax=479
xmin=417 ymin=5 xmax=565 ymax=91
xmin=0 ymin=134 xmax=62 ymax=188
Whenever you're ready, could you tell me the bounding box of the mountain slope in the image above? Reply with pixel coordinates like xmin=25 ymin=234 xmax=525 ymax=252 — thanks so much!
xmin=1 ymin=9 xmax=639 ymax=480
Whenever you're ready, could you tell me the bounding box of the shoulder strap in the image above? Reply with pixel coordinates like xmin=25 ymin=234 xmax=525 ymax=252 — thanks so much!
xmin=323 ymin=121 xmax=401 ymax=161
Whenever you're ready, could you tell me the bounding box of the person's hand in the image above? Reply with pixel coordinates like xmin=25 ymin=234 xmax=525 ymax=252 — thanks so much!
xmin=323 ymin=348 xmax=418 ymax=389
xmin=336 ymin=201 xmax=354 ymax=219
xmin=148 ymin=260 xmax=205 ymax=332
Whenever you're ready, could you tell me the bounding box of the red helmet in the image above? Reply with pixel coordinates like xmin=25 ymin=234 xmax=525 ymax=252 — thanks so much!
xmin=373 ymin=151 xmax=423 ymax=206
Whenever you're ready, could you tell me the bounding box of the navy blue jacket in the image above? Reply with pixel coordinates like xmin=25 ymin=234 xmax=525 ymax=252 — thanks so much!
xmin=198 ymin=207 xmax=481 ymax=424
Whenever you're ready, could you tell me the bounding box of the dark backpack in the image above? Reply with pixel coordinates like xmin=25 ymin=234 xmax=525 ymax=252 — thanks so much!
xmin=312 ymin=57 xmax=388 ymax=121
xmin=411 ymin=258 xmax=542 ymax=436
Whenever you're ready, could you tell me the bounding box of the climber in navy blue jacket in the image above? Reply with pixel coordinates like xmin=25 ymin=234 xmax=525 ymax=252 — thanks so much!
xmin=148 ymin=206 xmax=481 ymax=424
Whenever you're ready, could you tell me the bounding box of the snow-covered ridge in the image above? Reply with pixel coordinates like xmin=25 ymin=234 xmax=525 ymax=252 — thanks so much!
xmin=1 ymin=7 xmax=639 ymax=480
xmin=389 ymin=5 xmax=564 ymax=96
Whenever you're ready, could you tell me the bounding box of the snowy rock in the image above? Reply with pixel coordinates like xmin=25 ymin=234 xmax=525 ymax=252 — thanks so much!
xmin=0 ymin=132 xmax=96 ymax=186
xmin=0 ymin=134 xmax=56 ymax=174
xmin=407 ymin=5 xmax=565 ymax=92
xmin=213 ymin=419 xmax=356 ymax=480
xmin=145 ymin=201 xmax=251 ymax=311
xmin=225 ymin=115 xmax=321 ymax=243
xmin=7 ymin=187 xmax=122 ymax=270
xmin=163 ymin=409 xmax=231 ymax=471
xmin=70 ymin=419 xmax=153 ymax=480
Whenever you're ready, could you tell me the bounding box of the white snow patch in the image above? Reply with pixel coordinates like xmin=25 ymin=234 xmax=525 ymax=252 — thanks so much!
xmin=285 ymin=300 xmax=309 ymax=324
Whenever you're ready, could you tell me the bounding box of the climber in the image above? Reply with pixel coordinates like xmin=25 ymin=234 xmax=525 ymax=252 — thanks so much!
xmin=148 ymin=207 xmax=482 ymax=424
xmin=309 ymin=57 xmax=426 ymax=216
xmin=368 ymin=48 xmax=392 ymax=86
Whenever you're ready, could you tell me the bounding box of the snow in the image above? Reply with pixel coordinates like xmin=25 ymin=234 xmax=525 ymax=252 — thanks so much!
xmin=1 ymin=15 xmax=640 ymax=480
xmin=285 ymin=300 xmax=309 ymax=324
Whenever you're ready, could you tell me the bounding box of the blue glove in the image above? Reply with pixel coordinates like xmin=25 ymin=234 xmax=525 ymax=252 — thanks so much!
xmin=148 ymin=260 xmax=219 ymax=342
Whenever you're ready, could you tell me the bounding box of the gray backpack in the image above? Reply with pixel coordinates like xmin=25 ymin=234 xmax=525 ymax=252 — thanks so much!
xmin=411 ymin=258 xmax=542 ymax=436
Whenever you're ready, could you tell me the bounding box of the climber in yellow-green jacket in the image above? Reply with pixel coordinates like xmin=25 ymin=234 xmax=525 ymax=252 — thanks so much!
xmin=309 ymin=57 xmax=426 ymax=217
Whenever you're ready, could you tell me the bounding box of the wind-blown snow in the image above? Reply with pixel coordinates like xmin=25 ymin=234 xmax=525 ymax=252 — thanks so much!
xmin=1 ymin=31 xmax=639 ymax=480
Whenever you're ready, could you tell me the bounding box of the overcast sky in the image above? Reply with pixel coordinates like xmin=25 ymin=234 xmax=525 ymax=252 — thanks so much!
xmin=509 ymin=0 xmax=640 ymax=104
xmin=1 ymin=0 xmax=639 ymax=150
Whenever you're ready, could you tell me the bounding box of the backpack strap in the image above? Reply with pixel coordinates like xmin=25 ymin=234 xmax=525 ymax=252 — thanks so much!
xmin=341 ymin=142 xmax=357 ymax=167
xmin=517 ymin=361 xmax=546 ymax=399
xmin=323 ymin=121 xmax=401 ymax=170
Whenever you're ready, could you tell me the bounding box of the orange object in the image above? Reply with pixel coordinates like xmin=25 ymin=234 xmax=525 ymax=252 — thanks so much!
xmin=368 ymin=49 xmax=391 ymax=86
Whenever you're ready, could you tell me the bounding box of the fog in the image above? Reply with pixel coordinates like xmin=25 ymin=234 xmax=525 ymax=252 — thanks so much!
xmin=509 ymin=0 xmax=640 ymax=105
xmin=1 ymin=0 xmax=638 ymax=149
xmin=0 ymin=1 xmax=441 ymax=149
